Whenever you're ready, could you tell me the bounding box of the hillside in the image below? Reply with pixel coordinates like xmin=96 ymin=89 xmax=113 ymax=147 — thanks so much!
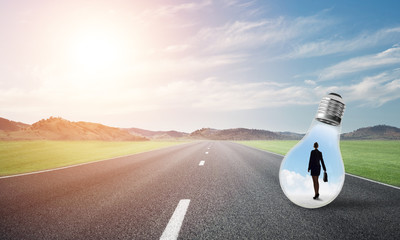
xmin=124 ymin=128 xmax=188 ymax=140
xmin=1 ymin=116 xmax=398 ymax=141
xmin=189 ymin=128 xmax=302 ymax=140
xmin=276 ymin=131 xmax=304 ymax=140
xmin=0 ymin=117 xmax=147 ymax=141
xmin=0 ymin=117 xmax=30 ymax=131
xmin=189 ymin=125 xmax=400 ymax=141
xmin=341 ymin=125 xmax=400 ymax=140
xmin=124 ymin=127 xmax=304 ymax=141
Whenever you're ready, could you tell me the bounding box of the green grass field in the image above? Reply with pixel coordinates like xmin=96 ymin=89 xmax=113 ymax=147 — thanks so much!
xmin=2 ymin=140 xmax=399 ymax=187
xmin=238 ymin=140 xmax=400 ymax=187
xmin=0 ymin=141 xmax=186 ymax=176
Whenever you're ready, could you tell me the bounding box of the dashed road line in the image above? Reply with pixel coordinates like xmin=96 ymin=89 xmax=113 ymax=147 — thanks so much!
xmin=199 ymin=161 xmax=205 ymax=166
xmin=205 ymin=152 xmax=208 ymax=154
xmin=160 ymin=199 xmax=191 ymax=240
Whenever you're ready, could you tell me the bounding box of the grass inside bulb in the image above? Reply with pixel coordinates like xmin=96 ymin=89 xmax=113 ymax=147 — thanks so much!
xmin=279 ymin=93 xmax=346 ymax=208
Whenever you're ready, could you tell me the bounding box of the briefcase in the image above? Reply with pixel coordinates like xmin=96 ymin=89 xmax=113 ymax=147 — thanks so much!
xmin=323 ymin=172 xmax=328 ymax=182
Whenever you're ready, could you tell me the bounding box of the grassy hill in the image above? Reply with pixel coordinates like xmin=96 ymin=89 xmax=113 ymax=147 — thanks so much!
xmin=124 ymin=127 xmax=189 ymax=140
xmin=1 ymin=116 xmax=399 ymax=141
xmin=342 ymin=125 xmax=400 ymax=140
xmin=189 ymin=128 xmax=302 ymax=140
xmin=0 ymin=117 xmax=29 ymax=131
xmin=0 ymin=117 xmax=147 ymax=141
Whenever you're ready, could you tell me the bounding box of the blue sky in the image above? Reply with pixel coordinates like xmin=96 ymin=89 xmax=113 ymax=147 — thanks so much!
xmin=281 ymin=122 xmax=343 ymax=182
xmin=1 ymin=0 xmax=400 ymax=133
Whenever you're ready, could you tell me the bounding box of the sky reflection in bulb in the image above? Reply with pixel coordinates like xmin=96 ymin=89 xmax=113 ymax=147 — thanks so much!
xmin=279 ymin=120 xmax=345 ymax=208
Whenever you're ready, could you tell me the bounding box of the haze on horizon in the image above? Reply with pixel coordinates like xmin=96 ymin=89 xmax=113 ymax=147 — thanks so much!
xmin=1 ymin=0 xmax=400 ymax=133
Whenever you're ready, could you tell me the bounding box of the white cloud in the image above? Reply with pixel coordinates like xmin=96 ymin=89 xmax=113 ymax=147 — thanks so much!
xmin=223 ymin=0 xmax=256 ymax=8
xmin=148 ymin=78 xmax=317 ymax=111
xmin=3 ymin=67 xmax=400 ymax=118
xmin=140 ymin=0 xmax=212 ymax=18
xmin=195 ymin=19 xmax=274 ymax=53
xmin=343 ymin=69 xmax=400 ymax=107
xmin=166 ymin=68 xmax=400 ymax=110
xmin=286 ymin=26 xmax=400 ymax=59
xmin=318 ymin=45 xmax=400 ymax=80
xmin=192 ymin=12 xmax=333 ymax=55
xmin=304 ymin=79 xmax=316 ymax=85
xmin=131 ymin=9 xmax=338 ymax=78
xmin=126 ymin=54 xmax=247 ymax=80
xmin=3 ymin=5 xmax=400 ymax=118
xmin=280 ymin=169 xmax=343 ymax=208
xmin=164 ymin=44 xmax=190 ymax=53
xmin=4 ymin=60 xmax=400 ymax=116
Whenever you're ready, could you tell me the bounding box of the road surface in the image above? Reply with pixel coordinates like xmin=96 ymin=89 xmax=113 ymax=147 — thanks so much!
xmin=0 ymin=141 xmax=399 ymax=239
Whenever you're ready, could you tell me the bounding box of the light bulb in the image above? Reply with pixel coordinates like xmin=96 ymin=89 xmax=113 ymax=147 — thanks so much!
xmin=279 ymin=93 xmax=346 ymax=208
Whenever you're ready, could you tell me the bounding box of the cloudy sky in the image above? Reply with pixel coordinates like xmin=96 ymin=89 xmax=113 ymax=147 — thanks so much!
xmin=1 ymin=0 xmax=400 ymax=133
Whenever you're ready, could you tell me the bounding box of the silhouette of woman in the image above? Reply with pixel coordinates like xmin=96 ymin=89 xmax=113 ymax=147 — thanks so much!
xmin=308 ymin=142 xmax=326 ymax=199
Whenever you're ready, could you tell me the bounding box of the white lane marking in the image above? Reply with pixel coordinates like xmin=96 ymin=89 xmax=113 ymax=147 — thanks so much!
xmin=235 ymin=142 xmax=400 ymax=190
xmin=160 ymin=199 xmax=191 ymax=240
xmin=199 ymin=161 xmax=205 ymax=166
xmin=205 ymin=152 xmax=208 ymax=154
xmin=346 ymin=173 xmax=400 ymax=190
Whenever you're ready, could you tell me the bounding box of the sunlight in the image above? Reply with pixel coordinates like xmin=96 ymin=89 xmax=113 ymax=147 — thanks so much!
xmin=76 ymin=34 xmax=117 ymax=67
xmin=70 ymin=26 xmax=124 ymax=75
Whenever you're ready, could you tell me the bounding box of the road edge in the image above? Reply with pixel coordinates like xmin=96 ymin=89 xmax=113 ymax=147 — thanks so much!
xmin=234 ymin=141 xmax=400 ymax=190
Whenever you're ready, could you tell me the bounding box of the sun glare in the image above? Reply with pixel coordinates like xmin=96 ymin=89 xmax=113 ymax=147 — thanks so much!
xmin=71 ymin=28 xmax=123 ymax=74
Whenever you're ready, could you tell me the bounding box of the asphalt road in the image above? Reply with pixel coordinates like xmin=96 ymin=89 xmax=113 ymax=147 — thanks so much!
xmin=0 ymin=141 xmax=399 ymax=239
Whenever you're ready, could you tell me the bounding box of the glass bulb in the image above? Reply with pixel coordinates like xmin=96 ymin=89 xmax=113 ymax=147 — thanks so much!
xmin=279 ymin=93 xmax=346 ymax=208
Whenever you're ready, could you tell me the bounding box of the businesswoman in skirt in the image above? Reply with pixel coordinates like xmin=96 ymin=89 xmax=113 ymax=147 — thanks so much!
xmin=308 ymin=142 xmax=326 ymax=199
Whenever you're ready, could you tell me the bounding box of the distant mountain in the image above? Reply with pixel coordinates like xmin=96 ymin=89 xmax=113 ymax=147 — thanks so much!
xmin=0 ymin=117 xmax=30 ymax=131
xmin=189 ymin=128 xmax=302 ymax=140
xmin=277 ymin=131 xmax=305 ymax=140
xmin=0 ymin=117 xmax=147 ymax=141
xmin=2 ymin=116 xmax=398 ymax=141
xmin=124 ymin=128 xmax=189 ymax=140
xmin=341 ymin=125 xmax=400 ymax=140
xmin=125 ymin=127 xmax=302 ymax=140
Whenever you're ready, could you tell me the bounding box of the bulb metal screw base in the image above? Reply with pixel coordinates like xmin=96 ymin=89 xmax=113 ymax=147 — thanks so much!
xmin=315 ymin=93 xmax=345 ymax=126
